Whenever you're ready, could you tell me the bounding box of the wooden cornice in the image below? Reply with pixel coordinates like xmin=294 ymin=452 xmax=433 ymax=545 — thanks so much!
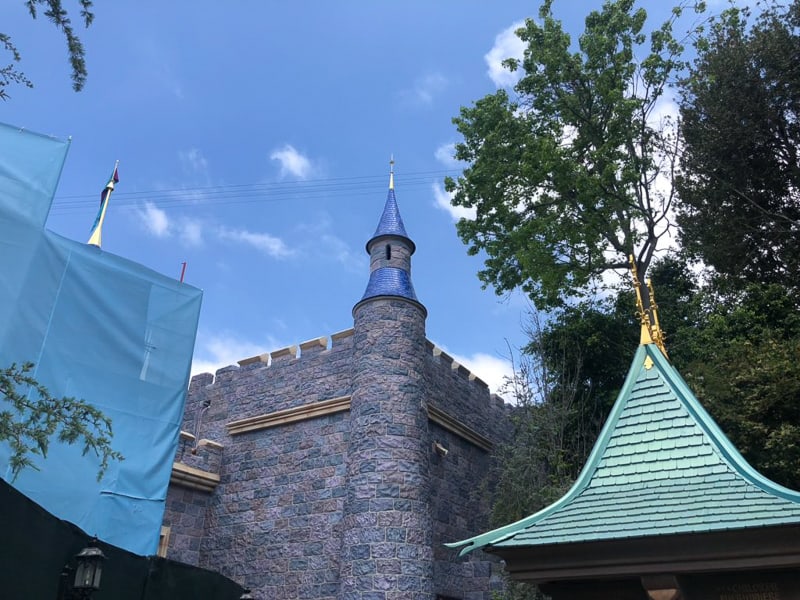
xmin=427 ymin=404 xmax=493 ymax=451
xmin=170 ymin=462 xmax=220 ymax=493
xmin=226 ymin=395 xmax=351 ymax=435
xmin=225 ymin=396 xmax=494 ymax=452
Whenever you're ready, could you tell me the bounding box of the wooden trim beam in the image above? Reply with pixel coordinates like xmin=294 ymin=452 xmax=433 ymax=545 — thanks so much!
xmin=227 ymin=396 xmax=351 ymax=435
xmin=170 ymin=462 xmax=220 ymax=492
xmin=225 ymin=396 xmax=495 ymax=452
xmin=427 ymin=404 xmax=493 ymax=451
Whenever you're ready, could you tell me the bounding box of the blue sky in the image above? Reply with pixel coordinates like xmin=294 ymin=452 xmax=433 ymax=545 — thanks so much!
xmin=1 ymin=1 xmax=689 ymax=392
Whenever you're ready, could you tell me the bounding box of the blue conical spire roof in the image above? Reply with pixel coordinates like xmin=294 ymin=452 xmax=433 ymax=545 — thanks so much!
xmin=371 ymin=188 xmax=409 ymax=240
xmin=360 ymin=266 xmax=420 ymax=303
xmin=365 ymin=162 xmax=415 ymax=254
xmin=354 ymin=162 xmax=425 ymax=316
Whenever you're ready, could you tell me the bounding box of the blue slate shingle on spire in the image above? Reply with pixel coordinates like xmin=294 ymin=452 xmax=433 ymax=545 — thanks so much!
xmin=373 ymin=188 xmax=408 ymax=238
xmin=368 ymin=188 xmax=415 ymax=253
xmin=361 ymin=267 xmax=419 ymax=303
xmin=355 ymin=171 xmax=425 ymax=313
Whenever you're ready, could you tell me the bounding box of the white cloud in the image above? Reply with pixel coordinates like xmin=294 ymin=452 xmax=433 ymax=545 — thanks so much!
xmin=319 ymin=233 xmax=364 ymax=273
xmin=432 ymin=182 xmax=475 ymax=222
xmin=218 ymin=227 xmax=293 ymax=258
xmin=179 ymin=219 xmax=204 ymax=246
xmin=410 ymin=73 xmax=448 ymax=106
xmin=293 ymin=212 xmax=366 ymax=272
xmin=434 ymin=142 xmax=463 ymax=168
xmin=137 ymin=201 xmax=171 ymax=238
xmin=136 ymin=202 xmax=206 ymax=246
xmin=179 ymin=148 xmax=209 ymax=175
xmin=270 ymin=144 xmax=313 ymax=179
xmin=446 ymin=348 xmax=514 ymax=395
xmin=135 ymin=204 xmax=291 ymax=256
xmin=192 ymin=332 xmax=284 ymax=376
xmin=485 ymin=21 xmax=526 ymax=88
xmin=483 ymin=21 xmax=525 ymax=88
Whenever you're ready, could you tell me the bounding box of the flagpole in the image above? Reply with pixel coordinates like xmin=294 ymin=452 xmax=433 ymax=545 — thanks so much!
xmin=88 ymin=160 xmax=120 ymax=248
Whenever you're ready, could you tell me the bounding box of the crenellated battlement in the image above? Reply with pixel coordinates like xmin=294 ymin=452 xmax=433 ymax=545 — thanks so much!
xmin=426 ymin=342 xmax=512 ymax=413
xmin=190 ymin=328 xmax=355 ymax=387
xmin=185 ymin=327 xmax=510 ymax=451
xmin=189 ymin=329 xmax=509 ymax=413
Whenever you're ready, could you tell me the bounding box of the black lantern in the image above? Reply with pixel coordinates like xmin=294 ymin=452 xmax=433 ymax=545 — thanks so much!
xmin=60 ymin=537 xmax=106 ymax=599
xmin=73 ymin=538 xmax=105 ymax=592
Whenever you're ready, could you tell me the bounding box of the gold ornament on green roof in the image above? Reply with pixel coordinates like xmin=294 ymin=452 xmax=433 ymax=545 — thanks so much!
xmin=629 ymin=255 xmax=668 ymax=359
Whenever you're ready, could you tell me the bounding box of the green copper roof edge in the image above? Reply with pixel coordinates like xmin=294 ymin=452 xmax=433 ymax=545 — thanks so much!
xmin=445 ymin=345 xmax=651 ymax=557
xmin=646 ymin=345 xmax=800 ymax=503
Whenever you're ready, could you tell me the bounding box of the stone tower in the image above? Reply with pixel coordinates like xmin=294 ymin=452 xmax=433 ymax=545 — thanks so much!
xmin=339 ymin=161 xmax=433 ymax=598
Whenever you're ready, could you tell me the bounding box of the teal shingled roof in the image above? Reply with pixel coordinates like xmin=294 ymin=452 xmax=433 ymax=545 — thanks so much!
xmin=448 ymin=343 xmax=800 ymax=556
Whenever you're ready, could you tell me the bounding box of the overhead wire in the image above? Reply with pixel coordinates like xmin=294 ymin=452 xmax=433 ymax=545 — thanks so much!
xmin=48 ymin=168 xmax=462 ymax=215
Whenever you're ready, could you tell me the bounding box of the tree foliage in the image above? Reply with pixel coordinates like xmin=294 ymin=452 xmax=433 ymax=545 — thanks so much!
xmin=0 ymin=361 xmax=122 ymax=480
xmin=492 ymin=319 xmax=584 ymax=528
xmin=674 ymin=283 xmax=800 ymax=489
xmin=446 ymin=0 xmax=703 ymax=310
xmin=508 ymin=263 xmax=800 ymax=494
xmin=1 ymin=0 xmax=94 ymax=100
xmin=678 ymin=1 xmax=800 ymax=289
xmin=463 ymin=7 xmax=800 ymax=597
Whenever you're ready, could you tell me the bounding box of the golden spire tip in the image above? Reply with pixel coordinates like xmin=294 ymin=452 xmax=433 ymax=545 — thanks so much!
xmin=629 ymin=254 xmax=668 ymax=358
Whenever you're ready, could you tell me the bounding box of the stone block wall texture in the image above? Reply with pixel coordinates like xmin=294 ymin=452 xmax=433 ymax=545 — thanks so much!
xmin=164 ymin=321 xmax=512 ymax=600
xmin=163 ymin=484 xmax=211 ymax=566
xmin=341 ymin=298 xmax=433 ymax=599
xmin=424 ymin=350 xmax=511 ymax=599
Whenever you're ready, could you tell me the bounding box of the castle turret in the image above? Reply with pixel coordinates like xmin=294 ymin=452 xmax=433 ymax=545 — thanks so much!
xmin=353 ymin=159 xmax=425 ymax=316
xmin=340 ymin=161 xmax=433 ymax=598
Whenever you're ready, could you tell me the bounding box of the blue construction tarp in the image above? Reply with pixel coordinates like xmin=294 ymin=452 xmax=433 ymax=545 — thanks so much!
xmin=0 ymin=122 xmax=203 ymax=555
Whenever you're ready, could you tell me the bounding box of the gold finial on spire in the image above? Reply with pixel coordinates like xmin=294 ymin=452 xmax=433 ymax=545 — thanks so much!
xmin=389 ymin=154 xmax=395 ymax=190
xmin=630 ymin=255 xmax=654 ymax=346
xmin=629 ymin=255 xmax=669 ymax=358
xmin=647 ymin=278 xmax=668 ymax=358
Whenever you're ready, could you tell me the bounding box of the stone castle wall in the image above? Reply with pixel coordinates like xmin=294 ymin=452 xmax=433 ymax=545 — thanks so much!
xmin=163 ymin=325 xmax=511 ymax=599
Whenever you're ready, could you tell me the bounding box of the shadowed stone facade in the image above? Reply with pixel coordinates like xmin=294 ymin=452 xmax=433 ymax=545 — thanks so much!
xmin=162 ymin=175 xmax=511 ymax=599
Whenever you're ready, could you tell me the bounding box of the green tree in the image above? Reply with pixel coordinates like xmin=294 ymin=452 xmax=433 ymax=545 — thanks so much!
xmin=489 ymin=260 xmax=800 ymax=597
xmin=492 ymin=290 xmax=652 ymax=524
xmin=677 ymin=1 xmax=800 ymax=288
xmin=490 ymin=316 xmax=589 ymax=600
xmin=446 ymin=0 xmax=703 ymax=310
xmin=492 ymin=321 xmax=582 ymax=528
xmin=1 ymin=0 xmax=94 ymax=100
xmin=0 ymin=361 xmax=122 ymax=480
xmin=674 ymin=284 xmax=800 ymax=489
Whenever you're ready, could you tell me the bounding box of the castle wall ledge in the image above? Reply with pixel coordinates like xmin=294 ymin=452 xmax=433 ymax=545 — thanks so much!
xmin=223 ymin=394 xmax=495 ymax=451
xmin=226 ymin=395 xmax=351 ymax=435
xmin=428 ymin=404 xmax=494 ymax=451
xmin=197 ymin=438 xmax=223 ymax=450
xmin=170 ymin=462 xmax=220 ymax=493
